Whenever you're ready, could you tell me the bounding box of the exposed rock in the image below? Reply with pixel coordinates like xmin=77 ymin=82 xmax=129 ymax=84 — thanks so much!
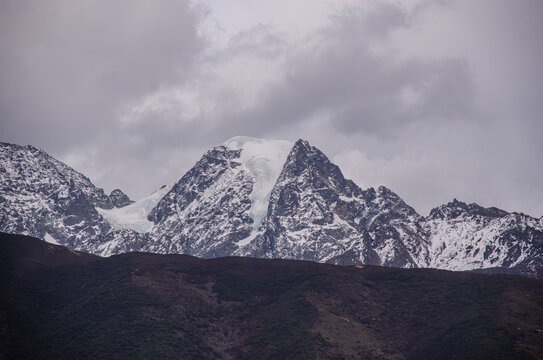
xmin=109 ymin=189 xmax=134 ymax=208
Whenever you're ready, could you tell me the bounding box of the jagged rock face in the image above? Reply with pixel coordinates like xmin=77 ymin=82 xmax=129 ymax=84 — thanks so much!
xmin=145 ymin=137 xmax=294 ymax=257
xmin=109 ymin=189 xmax=134 ymax=208
xmin=241 ymin=140 xmax=428 ymax=267
xmin=359 ymin=186 xmax=430 ymax=267
xmin=0 ymin=142 xmax=140 ymax=253
xmin=242 ymin=139 xmax=372 ymax=264
xmin=426 ymin=199 xmax=543 ymax=277
xmin=428 ymin=199 xmax=509 ymax=220
xmin=146 ymin=146 xmax=255 ymax=257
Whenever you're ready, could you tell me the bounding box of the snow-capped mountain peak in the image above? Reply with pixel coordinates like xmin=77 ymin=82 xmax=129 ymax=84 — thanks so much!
xmin=1 ymin=138 xmax=542 ymax=278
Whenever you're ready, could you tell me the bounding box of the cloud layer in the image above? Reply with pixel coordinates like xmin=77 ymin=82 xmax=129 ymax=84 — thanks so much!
xmin=1 ymin=0 xmax=542 ymax=216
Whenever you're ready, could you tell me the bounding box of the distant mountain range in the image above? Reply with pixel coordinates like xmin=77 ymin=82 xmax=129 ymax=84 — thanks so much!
xmin=2 ymin=232 xmax=543 ymax=359
xmin=1 ymin=137 xmax=542 ymax=277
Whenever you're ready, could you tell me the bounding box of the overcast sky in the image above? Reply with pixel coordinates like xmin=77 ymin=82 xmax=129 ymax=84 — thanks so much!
xmin=1 ymin=0 xmax=542 ymax=216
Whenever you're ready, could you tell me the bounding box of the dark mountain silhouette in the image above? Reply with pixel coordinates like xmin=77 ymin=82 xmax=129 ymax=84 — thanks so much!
xmin=2 ymin=231 xmax=543 ymax=360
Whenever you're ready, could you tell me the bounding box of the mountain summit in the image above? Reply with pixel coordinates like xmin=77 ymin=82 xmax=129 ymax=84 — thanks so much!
xmin=1 ymin=138 xmax=542 ymax=277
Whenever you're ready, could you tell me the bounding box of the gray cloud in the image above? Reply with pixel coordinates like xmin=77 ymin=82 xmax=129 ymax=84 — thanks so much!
xmin=1 ymin=0 xmax=542 ymax=217
xmin=211 ymin=4 xmax=477 ymax=142
xmin=0 ymin=0 xmax=206 ymax=151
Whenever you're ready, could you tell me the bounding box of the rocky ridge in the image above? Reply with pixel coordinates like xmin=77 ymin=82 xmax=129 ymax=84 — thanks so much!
xmin=239 ymin=139 xmax=429 ymax=268
xmin=0 ymin=142 xmax=143 ymax=254
xmin=1 ymin=138 xmax=542 ymax=277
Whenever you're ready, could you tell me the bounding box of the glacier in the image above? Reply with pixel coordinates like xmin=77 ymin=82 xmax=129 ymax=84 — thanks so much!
xmin=97 ymin=184 xmax=172 ymax=233
xmin=223 ymin=136 xmax=293 ymax=230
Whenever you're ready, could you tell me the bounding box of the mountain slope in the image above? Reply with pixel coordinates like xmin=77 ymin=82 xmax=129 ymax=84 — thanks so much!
xmin=241 ymin=139 xmax=429 ymax=268
xmin=0 ymin=142 xmax=143 ymax=254
xmin=426 ymin=199 xmax=543 ymax=277
xmin=2 ymin=232 xmax=543 ymax=360
xmin=0 ymin=142 xmax=111 ymax=249
xmin=144 ymin=137 xmax=293 ymax=256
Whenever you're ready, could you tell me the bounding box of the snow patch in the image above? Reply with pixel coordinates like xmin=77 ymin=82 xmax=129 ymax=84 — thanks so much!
xmin=236 ymin=230 xmax=262 ymax=248
xmin=98 ymin=184 xmax=172 ymax=233
xmin=44 ymin=232 xmax=60 ymax=245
